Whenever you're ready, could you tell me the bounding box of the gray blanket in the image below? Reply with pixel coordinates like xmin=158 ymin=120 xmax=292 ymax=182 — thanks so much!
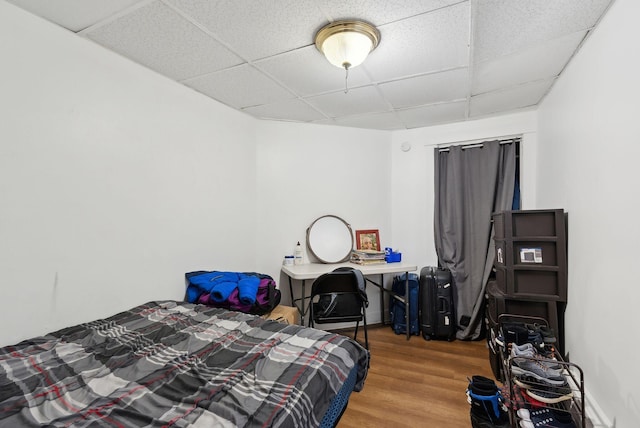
xmin=0 ymin=301 xmax=369 ymax=427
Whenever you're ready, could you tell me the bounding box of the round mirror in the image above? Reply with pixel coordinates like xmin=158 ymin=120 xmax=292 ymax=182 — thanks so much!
xmin=306 ymin=215 xmax=354 ymax=264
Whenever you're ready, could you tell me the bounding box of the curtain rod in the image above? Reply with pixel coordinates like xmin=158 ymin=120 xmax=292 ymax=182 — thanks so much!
xmin=436 ymin=136 xmax=521 ymax=153
xmin=421 ymin=134 xmax=522 ymax=149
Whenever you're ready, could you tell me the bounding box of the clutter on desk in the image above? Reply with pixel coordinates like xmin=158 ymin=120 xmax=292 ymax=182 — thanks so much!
xmin=294 ymin=241 xmax=304 ymax=265
xmin=283 ymin=255 xmax=295 ymax=266
xmin=384 ymin=247 xmax=402 ymax=263
xmin=351 ymin=249 xmax=386 ymax=265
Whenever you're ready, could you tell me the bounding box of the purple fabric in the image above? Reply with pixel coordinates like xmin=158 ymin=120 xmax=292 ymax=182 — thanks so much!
xmin=226 ymin=288 xmax=253 ymax=313
xmin=256 ymin=278 xmax=275 ymax=306
xmin=210 ymin=281 xmax=237 ymax=303
xmin=185 ymin=271 xmax=280 ymax=315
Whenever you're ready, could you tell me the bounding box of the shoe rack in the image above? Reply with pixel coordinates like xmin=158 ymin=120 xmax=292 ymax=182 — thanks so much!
xmin=496 ymin=315 xmax=585 ymax=428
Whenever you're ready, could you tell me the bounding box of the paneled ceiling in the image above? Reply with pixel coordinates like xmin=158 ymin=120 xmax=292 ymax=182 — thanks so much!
xmin=9 ymin=0 xmax=614 ymax=130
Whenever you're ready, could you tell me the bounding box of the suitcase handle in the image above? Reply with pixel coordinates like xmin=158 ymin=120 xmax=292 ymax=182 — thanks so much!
xmin=437 ymin=296 xmax=449 ymax=313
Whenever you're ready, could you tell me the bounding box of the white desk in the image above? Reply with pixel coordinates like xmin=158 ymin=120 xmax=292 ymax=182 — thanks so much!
xmin=282 ymin=262 xmax=418 ymax=339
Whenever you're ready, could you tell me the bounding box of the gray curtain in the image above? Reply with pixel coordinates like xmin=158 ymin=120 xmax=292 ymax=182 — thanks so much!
xmin=434 ymin=140 xmax=516 ymax=340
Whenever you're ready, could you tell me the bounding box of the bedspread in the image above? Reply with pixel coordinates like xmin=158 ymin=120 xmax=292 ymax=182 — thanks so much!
xmin=0 ymin=301 xmax=369 ymax=427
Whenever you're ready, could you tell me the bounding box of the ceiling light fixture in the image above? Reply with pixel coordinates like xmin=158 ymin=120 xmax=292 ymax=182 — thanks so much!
xmin=315 ymin=20 xmax=380 ymax=93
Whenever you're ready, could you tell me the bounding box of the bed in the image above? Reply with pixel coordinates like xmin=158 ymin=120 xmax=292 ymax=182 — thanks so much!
xmin=0 ymin=300 xmax=369 ymax=427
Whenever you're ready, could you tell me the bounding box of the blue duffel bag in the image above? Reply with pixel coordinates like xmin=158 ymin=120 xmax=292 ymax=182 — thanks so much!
xmin=389 ymin=273 xmax=420 ymax=335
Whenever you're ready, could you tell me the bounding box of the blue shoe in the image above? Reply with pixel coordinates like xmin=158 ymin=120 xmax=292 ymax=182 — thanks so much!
xmin=519 ymin=408 xmax=575 ymax=428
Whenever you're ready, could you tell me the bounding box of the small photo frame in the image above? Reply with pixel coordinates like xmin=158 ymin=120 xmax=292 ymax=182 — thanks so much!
xmin=355 ymin=229 xmax=381 ymax=251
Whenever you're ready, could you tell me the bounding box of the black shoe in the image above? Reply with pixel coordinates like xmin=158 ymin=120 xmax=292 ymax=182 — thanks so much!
xmin=468 ymin=375 xmax=500 ymax=395
xmin=470 ymin=410 xmax=510 ymax=428
xmin=467 ymin=376 xmax=509 ymax=426
xmin=525 ymin=382 xmax=574 ymax=404
xmin=502 ymin=323 xmax=529 ymax=345
xmin=526 ymin=323 xmax=557 ymax=344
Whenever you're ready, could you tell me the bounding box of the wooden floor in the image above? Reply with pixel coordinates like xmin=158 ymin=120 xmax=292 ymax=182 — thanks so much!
xmin=337 ymin=325 xmax=496 ymax=428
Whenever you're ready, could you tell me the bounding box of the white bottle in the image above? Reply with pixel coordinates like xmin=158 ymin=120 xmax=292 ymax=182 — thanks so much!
xmin=294 ymin=241 xmax=303 ymax=265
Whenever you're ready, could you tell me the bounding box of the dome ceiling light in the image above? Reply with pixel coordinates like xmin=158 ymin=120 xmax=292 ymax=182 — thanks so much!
xmin=315 ymin=20 xmax=380 ymax=93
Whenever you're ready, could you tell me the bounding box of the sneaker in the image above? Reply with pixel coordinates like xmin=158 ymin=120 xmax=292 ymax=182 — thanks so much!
xmin=519 ymin=408 xmax=576 ymax=428
xmin=517 ymin=407 xmax=553 ymax=422
xmin=468 ymin=375 xmax=501 ymax=395
xmin=513 ymin=371 xmax=573 ymax=404
xmin=495 ymin=333 xmax=505 ymax=348
xmin=537 ymin=344 xmax=557 ymax=359
xmin=467 ymin=376 xmax=509 ymax=425
xmin=520 ymin=388 xmax=546 ymax=409
xmin=526 ymin=323 xmax=557 ymax=344
xmin=513 ymin=375 xmax=535 ymax=390
xmin=470 ymin=410 xmax=510 ymax=428
xmin=525 ymin=382 xmax=573 ymax=404
xmin=510 ymin=357 xmax=565 ymax=386
xmin=510 ymin=343 xmax=561 ymax=370
xmin=502 ymin=323 xmax=529 ymax=345
xmin=526 ymin=331 xmax=545 ymax=352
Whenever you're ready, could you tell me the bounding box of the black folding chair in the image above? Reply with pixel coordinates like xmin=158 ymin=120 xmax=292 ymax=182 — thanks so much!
xmin=309 ymin=267 xmax=368 ymax=349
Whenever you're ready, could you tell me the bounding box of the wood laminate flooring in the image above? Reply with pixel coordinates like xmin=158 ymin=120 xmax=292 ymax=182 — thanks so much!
xmin=337 ymin=325 xmax=495 ymax=427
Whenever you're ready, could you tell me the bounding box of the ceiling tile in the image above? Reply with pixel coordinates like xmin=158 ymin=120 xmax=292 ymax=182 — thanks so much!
xmin=243 ymin=99 xmax=327 ymax=122
xmin=319 ymin=0 xmax=462 ymax=26
xmin=378 ymin=68 xmax=469 ymax=109
xmin=7 ymin=0 xmax=145 ymax=32
xmin=255 ymin=46 xmax=373 ymax=97
xmin=396 ymin=101 xmax=467 ymax=129
xmin=305 ymin=86 xmax=390 ymax=118
xmin=363 ymin=2 xmax=469 ymax=82
xmin=166 ymin=0 xmax=325 ymax=61
xmin=474 ymin=0 xmax=613 ymax=62
xmin=185 ymin=64 xmax=295 ymax=109
xmin=473 ymin=31 xmax=586 ymax=95
xmin=84 ymin=1 xmax=243 ymax=80
xmin=333 ymin=111 xmax=406 ymax=130
xmin=469 ymin=79 xmax=554 ymax=117
xmin=7 ymin=0 xmax=614 ymax=130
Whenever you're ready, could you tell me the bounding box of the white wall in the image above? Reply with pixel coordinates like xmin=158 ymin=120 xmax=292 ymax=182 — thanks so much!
xmin=0 ymin=0 xmax=394 ymax=340
xmin=536 ymin=0 xmax=640 ymax=426
xmin=254 ymin=120 xmax=392 ymax=322
xmin=390 ymin=111 xmax=538 ymax=271
xmin=0 ymin=2 xmax=257 ymax=345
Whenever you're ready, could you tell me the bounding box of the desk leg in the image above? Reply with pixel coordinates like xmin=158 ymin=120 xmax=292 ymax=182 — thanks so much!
xmin=288 ymin=276 xmax=307 ymax=326
xmin=288 ymin=275 xmax=294 ymax=314
xmin=404 ymin=272 xmax=410 ymax=340
xmin=379 ymin=274 xmax=384 ymax=325
xmin=300 ymin=279 xmax=306 ymax=326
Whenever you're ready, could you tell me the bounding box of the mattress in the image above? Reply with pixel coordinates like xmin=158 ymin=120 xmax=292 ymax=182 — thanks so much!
xmin=0 ymin=300 xmax=369 ymax=427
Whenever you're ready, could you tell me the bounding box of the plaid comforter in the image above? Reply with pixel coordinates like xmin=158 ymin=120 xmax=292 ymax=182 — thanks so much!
xmin=0 ymin=301 xmax=369 ymax=427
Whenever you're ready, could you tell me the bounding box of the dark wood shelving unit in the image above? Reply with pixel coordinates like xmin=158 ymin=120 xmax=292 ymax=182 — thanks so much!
xmin=488 ymin=208 xmax=568 ymax=355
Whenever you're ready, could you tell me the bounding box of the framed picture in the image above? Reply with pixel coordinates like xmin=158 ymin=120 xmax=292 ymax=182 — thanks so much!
xmin=355 ymin=229 xmax=381 ymax=251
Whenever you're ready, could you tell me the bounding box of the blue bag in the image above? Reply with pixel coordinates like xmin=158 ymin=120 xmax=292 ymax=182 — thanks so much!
xmin=389 ymin=273 xmax=420 ymax=335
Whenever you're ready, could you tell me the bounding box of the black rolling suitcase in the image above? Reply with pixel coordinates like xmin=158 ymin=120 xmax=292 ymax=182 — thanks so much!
xmin=419 ymin=266 xmax=456 ymax=341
